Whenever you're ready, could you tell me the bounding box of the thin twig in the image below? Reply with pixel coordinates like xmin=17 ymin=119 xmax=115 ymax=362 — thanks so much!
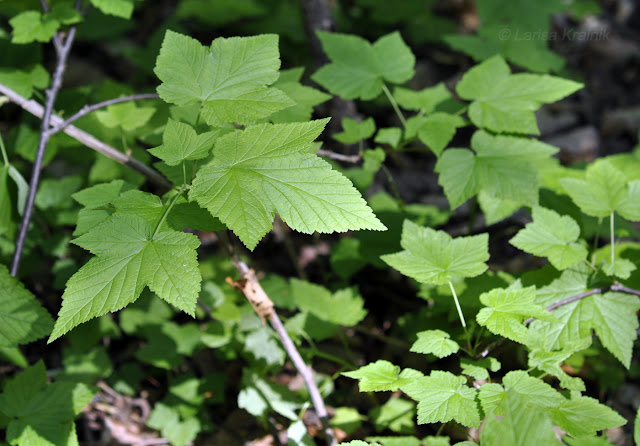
xmin=11 ymin=24 xmax=77 ymax=276
xmin=316 ymin=149 xmax=361 ymax=163
xmin=479 ymin=283 xmax=640 ymax=359
xmin=39 ymin=0 xmax=62 ymax=53
xmin=232 ymin=259 xmax=336 ymax=446
xmin=48 ymin=93 xmax=160 ymax=136
xmin=0 ymin=83 xmax=171 ymax=190
xmin=611 ymin=282 xmax=640 ymax=296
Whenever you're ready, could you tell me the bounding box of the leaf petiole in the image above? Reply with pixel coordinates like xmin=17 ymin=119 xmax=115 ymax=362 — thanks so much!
xmin=382 ymin=83 xmax=406 ymax=127
xmin=0 ymin=133 xmax=8 ymax=166
xmin=448 ymin=280 xmax=466 ymax=328
xmin=152 ymin=188 xmax=184 ymax=237
xmin=610 ymin=211 xmax=615 ymax=265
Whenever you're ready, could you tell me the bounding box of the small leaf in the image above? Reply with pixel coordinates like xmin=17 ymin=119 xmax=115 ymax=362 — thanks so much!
xmin=410 ymin=330 xmax=460 ymax=358
xmin=89 ymin=0 xmax=135 ymax=19
xmin=150 ymin=119 xmax=219 ymax=166
xmin=477 ymin=286 xmax=557 ymax=344
xmin=343 ymin=360 xmax=410 ymax=392
xmin=95 ymin=101 xmax=156 ymax=132
xmin=333 ymin=117 xmax=376 ymax=144
xmin=591 ymin=291 xmax=640 ymax=368
xmin=405 ymin=113 xmax=466 ymax=156
xmin=560 ymin=160 xmax=640 ymax=220
xmin=401 ymin=371 xmax=480 ymax=428
xmin=10 ymin=11 xmax=59 ymax=44
xmin=456 ymin=55 xmax=582 ymax=134
xmin=510 ymin=207 xmax=587 ymax=270
xmin=312 ymin=31 xmax=415 ymax=100
xmin=435 ymin=130 xmax=557 ymax=209
xmin=290 ymin=279 xmax=367 ymax=326
xmin=394 ymin=83 xmax=452 ymax=113
xmin=460 ymin=357 xmax=500 ymax=381
xmin=382 ymin=219 xmax=489 ymax=285
xmin=602 ymin=258 xmax=636 ymax=279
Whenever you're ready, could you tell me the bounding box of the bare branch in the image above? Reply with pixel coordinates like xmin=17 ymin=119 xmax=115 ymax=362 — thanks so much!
xmin=11 ymin=25 xmax=77 ymax=276
xmin=316 ymin=149 xmax=361 ymax=163
xmin=0 ymin=83 xmax=171 ymax=190
xmin=232 ymin=259 xmax=337 ymax=446
xmin=48 ymin=93 xmax=160 ymax=136
xmin=524 ymin=288 xmax=602 ymax=325
xmin=611 ymin=282 xmax=640 ymax=296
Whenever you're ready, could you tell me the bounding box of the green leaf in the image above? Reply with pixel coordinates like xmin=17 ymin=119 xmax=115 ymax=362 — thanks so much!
xmin=410 ymin=329 xmax=460 ymax=358
xmin=602 ymin=258 xmax=636 ymax=279
xmin=154 ymin=31 xmax=294 ymax=126
xmin=394 ymin=83 xmax=452 ymax=113
xmin=0 ymin=65 xmax=49 ymax=100
xmin=435 ymin=130 xmax=557 ymax=209
xmin=401 ymin=371 xmax=480 ymax=428
xmin=330 ymin=407 xmax=364 ymax=434
xmin=591 ymin=291 xmax=640 ymax=368
xmin=456 ymin=55 xmax=582 ymax=134
xmin=147 ymin=403 xmax=200 ymax=446
xmin=333 ymin=117 xmax=376 ymax=144
xmin=270 ymin=68 xmax=331 ymax=123
xmin=89 ymin=0 xmax=135 ymax=19
xmin=560 ymin=160 xmax=640 ymax=220
xmin=382 ymin=220 xmax=489 ymax=285
xmin=549 ymin=392 xmax=626 ymax=437
xmin=0 ymin=361 xmax=94 ymax=446
xmin=10 ymin=11 xmax=59 ymax=44
xmin=0 ymin=264 xmax=54 ymax=347
xmin=374 ymin=127 xmax=402 ymax=148
xmin=312 ymin=31 xmax=415 ymax=100
xmin=190 ymin=120 xmax=385 ymax=249
xmin=369 ymin=398 xmax=415 ymax=433
xmin=477 ymin=287 xmax=557 ymax=344
xmin=343 ymin=360 xmax=411 ymax=392
xmin=510 ymin=207 xmax=588 ymax=270
xmin=527 ymin=340 xmax=589 ymax=391
xmin=150 ymin=119 xmax=219 ymax=166
xmin=460 ymin=357 xmax=500 ymax=381
xmin=95 ymin=101 xmax=156 ymax=132
xmin=405 ymin=113 xmax=467 ymax=157
xmin=290 ymin=279 xmax=367 ymax=326
xmin=480 ymin=388 xmax=558 ymax=446
xmin=564 ymin=436 xmax=614 ymax=446
xmin=238 ymin=372 xmax=300 ymax=420
xmin=49 ymin=213 xmax=201 ymax=341
xmin=366 ymin=437 xmax=420 ymax=446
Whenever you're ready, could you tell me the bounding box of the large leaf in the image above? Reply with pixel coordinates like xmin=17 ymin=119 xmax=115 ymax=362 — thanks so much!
xmin=381 ymin=219 xmax=489 ymax=285
xmin=559 ymin=160 xmax=640 ymax=220
xmin=435 ymin=130 xmax=556 ymax=209
xmin=190 ymin=120 xmax=385 ymax=249
xmin=312 ymin=31 xmax=415 ymax=100
xmin=455 ymin=55 xmax=582 ymax=134
xmin=401 ymin=371 xmax=480 ymax=428
xmin=410 ymin=329 xmax=459 ymax=358
xmin=154 ymin=31 xmax=294 ymax=126
xmin=50 ymin=214 xmax=201 ymax=341
xmin=510 ymin=207 xmax=588 ymax=270
xmin=0 ymin=264 xmax=54 ymax=347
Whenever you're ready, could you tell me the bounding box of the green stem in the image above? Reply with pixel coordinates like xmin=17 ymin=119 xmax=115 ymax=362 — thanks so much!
xmin=0 ymin=133 xmax=8 ymax=166
xmin=382 ymin=83 xmax=406 ymax=127
xmin=610 ymin=212 xmax=615 ymax=264
xmin=380 ymin=164 xmax=405 ymax=212
xmin=182 ymin=160 xmax=187 ymax=188
xmin=448 ymin=281 xmax=466 ymax=328
xmin=153 ymin=189 xmax=183 ymax=237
